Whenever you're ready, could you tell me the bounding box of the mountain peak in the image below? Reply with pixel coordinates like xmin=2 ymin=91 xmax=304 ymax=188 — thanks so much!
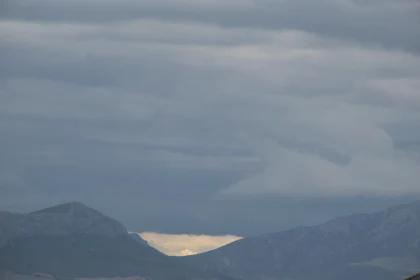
xmin=0 ymin=203 xmax=128 ymax=248
xmin=32 ymin=202 xmax=103 ymax=217
xmin=0 ymin=204 xmax=234 ymax=280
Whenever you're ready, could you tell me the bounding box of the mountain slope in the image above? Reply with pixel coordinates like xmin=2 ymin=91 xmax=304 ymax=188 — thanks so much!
xmin=406 ymin=272 xmax=420 ymax=280
xmin=185 ymin=201 xmax=420 ymax=280
xmin=0 ymin=202 xmax=234 ymax=280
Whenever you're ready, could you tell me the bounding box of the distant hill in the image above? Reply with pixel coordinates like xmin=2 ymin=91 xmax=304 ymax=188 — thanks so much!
xmin=184 ymin=200 xmax=420 ymax=280
xmin=0 ymin=202 xmax=235 ymax=280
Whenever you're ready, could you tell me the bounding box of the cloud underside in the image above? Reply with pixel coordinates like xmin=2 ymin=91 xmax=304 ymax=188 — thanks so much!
xmin=0 ymin=0 xmax=420 ymax=203
xmin=139 ymin=232 xmax=242 ymax=256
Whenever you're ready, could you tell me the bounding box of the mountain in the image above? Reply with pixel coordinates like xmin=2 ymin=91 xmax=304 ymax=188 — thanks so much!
xmin=0 ymin=202 xmax=235 ymax=280
xmin=0 ymin=202 xmax=128 ymax=248
xmin=406 ymin=273 xmax=420 ymax=280
xmin=184 ymin=200 xmax=420 ymax=280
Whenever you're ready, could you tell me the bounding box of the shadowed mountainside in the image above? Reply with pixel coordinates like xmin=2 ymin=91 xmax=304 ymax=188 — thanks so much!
xmin=185 ymin=201 xmax=420 ymax=280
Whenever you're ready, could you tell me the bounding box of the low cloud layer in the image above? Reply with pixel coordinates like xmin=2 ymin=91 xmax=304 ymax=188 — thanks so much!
xmin=139 ymin=232 xmax=242 ymax=256
xmin=1 ymin=0 xmax=420 ymax=235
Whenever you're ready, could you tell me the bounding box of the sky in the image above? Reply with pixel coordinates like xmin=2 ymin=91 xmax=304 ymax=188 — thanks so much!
xmin=1 ymin=0 xmax=420 ymax=238
xmin=139 ymin=232 xmax=242 ymax=256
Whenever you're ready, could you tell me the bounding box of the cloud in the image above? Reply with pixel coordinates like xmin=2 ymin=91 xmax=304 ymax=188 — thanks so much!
xmin=1 ymin=0 xmax=420 ymax=235
xmin=139 ymin=232 xmax=242 ymax=256
xmin=221 ymin=137 xmax=420 ymax=197
xmin=178 ymin=249 xmax=198 ymax=256
xmin=1 ymin=16 xmax=420 ymax=199
xmin=2 ymin=0 xmax=419 ymax=53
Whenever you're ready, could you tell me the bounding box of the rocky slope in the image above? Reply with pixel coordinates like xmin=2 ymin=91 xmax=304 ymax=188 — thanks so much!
xmin=0 ymin=202 xmax=234 ymax=280
xmin=184 ymin=200 xmax=420 ymax=280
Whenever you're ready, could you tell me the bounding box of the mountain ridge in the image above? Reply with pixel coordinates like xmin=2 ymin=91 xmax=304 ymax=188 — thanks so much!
xmin=0 ymin=202 xmax=235 ymax=280
xmin=2 ymin=200 xmax=420 ymax=280
xmin=31 ymin=202 xmax=103 ymax=215
xmin=184 ymin=200 xmax=420 ymax=280
xmin=0 ymin=202 xmax=128 ymax=248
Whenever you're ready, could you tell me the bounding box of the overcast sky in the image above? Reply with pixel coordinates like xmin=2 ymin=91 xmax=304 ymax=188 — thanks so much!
xmin=1 ymin=0 xmax=420 ymax=236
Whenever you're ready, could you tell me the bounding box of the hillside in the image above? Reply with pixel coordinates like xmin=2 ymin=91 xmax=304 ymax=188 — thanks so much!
xmin=0 ymin=202 xmax=234 ymax=280
xmin=184 ymin=201 xmax=420 ymax=280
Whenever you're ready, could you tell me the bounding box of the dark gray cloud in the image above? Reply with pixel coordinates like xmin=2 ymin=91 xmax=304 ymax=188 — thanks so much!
xmin=1 ymin=0 xmax=419 ymax=53
xmin=1 ymin=0 xmax=420 ymax=235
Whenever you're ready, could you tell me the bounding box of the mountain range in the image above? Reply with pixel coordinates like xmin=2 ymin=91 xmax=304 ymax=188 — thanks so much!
xmin=184 ymin=200 xmax=420 ymax=280
xmin=1 ymin=201 xmax=420 ymax=280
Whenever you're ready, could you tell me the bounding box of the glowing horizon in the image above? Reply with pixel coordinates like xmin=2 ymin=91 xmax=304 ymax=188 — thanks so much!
xmin=138 ymin=232 xmax=243 ymax=256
